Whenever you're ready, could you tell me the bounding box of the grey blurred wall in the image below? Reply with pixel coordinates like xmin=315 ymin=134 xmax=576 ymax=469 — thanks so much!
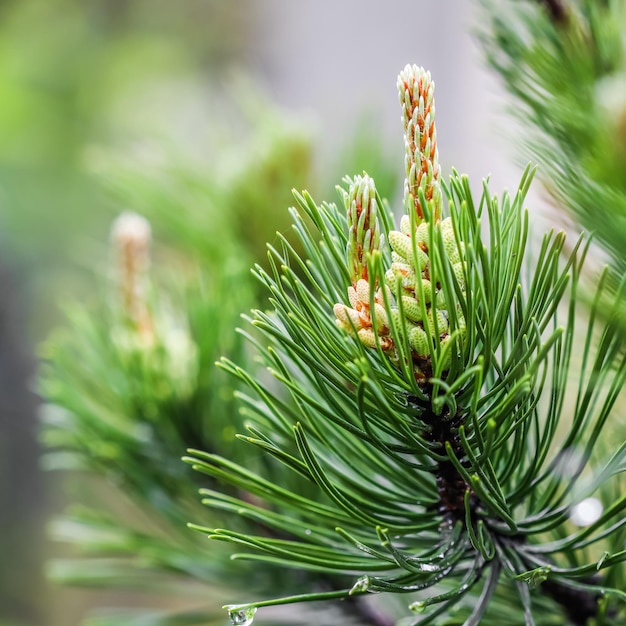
xmin=249 ymin=0 xmax=521 ymax=195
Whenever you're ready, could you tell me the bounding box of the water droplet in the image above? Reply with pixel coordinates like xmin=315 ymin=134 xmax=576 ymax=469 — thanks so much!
xmin=227 ymin=606 xmax=257 ymax=626
xmin=597 ymin=551 xmax=610 ymax=570
xmin=305 ymin=529 xmax=312 ymax=535
xmin=349 ymin=575 xmax=370 ymax=595
xmin=409 ymin=601 xmax=426 ymax=614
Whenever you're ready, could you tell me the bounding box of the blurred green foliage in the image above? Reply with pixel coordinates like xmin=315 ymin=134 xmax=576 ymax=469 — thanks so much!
xmin=0 ymin=1 xmax=257 ymax=625
xmin=0 ymin=2 xmax=402 ymax=625
xmin=0 ymin=0 xmax=252 ymax=333
xmin=481 ymin=0 xmax=626 ymax=283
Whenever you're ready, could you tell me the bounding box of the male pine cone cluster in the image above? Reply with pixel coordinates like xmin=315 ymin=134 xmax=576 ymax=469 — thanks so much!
xmin=333 ymin=65 xmax=466 ymax=380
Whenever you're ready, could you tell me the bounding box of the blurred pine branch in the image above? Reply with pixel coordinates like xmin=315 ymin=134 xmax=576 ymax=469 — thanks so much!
xmin=181 ymin=65 xmax=625 ymax=624
xmin=480 ymin=0 xmax=626 ymax=282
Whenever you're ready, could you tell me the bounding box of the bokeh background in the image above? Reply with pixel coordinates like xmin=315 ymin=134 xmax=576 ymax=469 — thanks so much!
xmin=0 ymin=1 xmax=528 ymax=624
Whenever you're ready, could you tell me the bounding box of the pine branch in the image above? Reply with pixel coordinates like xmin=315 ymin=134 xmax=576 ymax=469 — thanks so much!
xmin=44 ymin=48 xmax=626 ymax=624
xmin=408 ymin=396 xmax=471 ymax=521
xmin=481 ymin=0 xmax=626 ymax=280
xmin=414 ymin=392 xmax=606 ymax=625
xmin=181 ymin=63 xmax=626 ymax=626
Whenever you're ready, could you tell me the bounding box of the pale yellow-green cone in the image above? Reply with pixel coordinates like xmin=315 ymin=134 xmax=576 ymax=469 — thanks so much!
xmin=409 ymin=325 xmax=429 ymax=357
xmin=401 ymin=295 xmax=423 ymax=322
xmin=388 ymin=212 xmax=466 ymax=377
xmin=427 ymin=308 xmax=449 ymax=337
xmin=391 ymin=65 xmax=467 ymax=378
xmin=110 ymin=212 xmax=154 ymax=342
xmin=335 ymin=177 xmax=395 ymax=351
xmin=334 ymin=67 xmax=467 ymax=379
xmin=344 ymin=174 xmax=381 ymax=284
xmin=398 ymin=64 xmax=442 ymax=224
xmin=388 ymin=231 xmax=430 ymax=268
xmin=110 ymin=213 xmax=199 ymax=398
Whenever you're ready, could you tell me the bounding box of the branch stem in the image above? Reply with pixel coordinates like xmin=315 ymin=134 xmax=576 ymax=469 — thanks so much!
xmin=411 ymin=396 xmax=470 ymax=520
xmin=413 ymin=392 xmax=602 ymax=624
